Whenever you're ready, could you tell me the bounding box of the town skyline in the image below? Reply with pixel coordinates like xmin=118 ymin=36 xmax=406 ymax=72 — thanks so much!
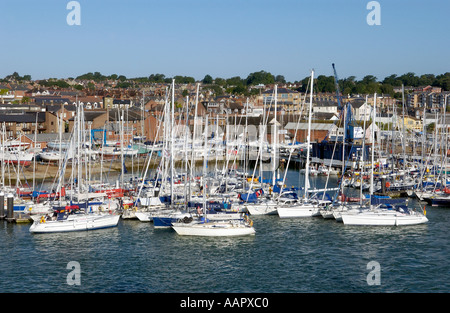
xmin=0 ymin=1 xmax=448 ymax=83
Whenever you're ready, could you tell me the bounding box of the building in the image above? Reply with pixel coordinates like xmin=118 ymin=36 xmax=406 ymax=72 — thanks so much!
xmin=0 ymin=112 xmax=46 ymax=138
xmin=350 ymin=100 xmax=373 ymax=121
xmin=258 ymin=88 xmax=301 ymax=112
xmin=397 ymin=116 xmax=422 ymax=132
xmin=284 ymin=122 xmax=335 ymax=143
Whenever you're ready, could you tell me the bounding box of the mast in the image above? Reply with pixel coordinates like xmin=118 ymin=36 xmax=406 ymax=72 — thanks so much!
xmin=120 ymin=109 xmax=124 ymax=193
xmin=272 ymin=85 xmax=278 ymax=187
xmin=305 ymin=70 xmax=314 ymax=200
xmin=203 ymin=114 xmax=209 ymax=216
xmin=170 ymin=79 xmax=175 ymax=208
xmin=402 ymin=84 xmax=406 ymax=168
xmin=77 ymin=98 xmax=82 ymax=201
xmin=360 ymin=95 xmax=368 ymax=206
xmin=184 ymin=95 xmax=189 ymax=211
xmin=33 ymin=112 xmax=38 ymax=191
xmin=370 ymin=93 xmax=376 ymax=195
xmin=190 ymin=83 xmax=199 ymax=195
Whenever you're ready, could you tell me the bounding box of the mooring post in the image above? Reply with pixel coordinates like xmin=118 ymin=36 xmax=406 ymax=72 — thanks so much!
xmin=0 ymin=192 xmax=4 ymax=219
xmin=6 ymin=194 xmax=14 ymax=222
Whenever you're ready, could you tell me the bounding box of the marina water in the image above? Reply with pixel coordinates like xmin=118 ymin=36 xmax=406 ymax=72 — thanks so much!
xmin=1 ymin=169 xmax=449 ymax=293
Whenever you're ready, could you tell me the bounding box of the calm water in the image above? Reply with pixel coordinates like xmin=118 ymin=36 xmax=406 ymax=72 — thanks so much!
xmin=1 ymin=170 xmax=449 ymax=293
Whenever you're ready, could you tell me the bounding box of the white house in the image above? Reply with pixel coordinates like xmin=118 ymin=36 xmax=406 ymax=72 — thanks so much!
xmin=352 ymin=101 xmax=373 ymax=121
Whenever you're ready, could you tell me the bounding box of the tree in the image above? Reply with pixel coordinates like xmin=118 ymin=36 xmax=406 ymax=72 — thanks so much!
xmin=399 ymin=72 xmax=419 ymax=87
xmin=246 ymin=70 xmax=274 ymax=85
xmin=226 ymin=76 xmax=244 ymax=86
xmin=203 ymin=84 xmax=224 ymax=96
xmin=379 ymin=84 xmax=394 ymax=95
xmin=226 ymin=84 xmax=247 ymax=95
xmin=174 ymin=76 xmax=195 ymax=84
xmin=202 ymin=74 xmax=213 ymax=84
xmin=362 ymin=75 xmax=377 ymax=83
xmin=149 ymin=74 xmax=166 ymax=83
xmin=115 ymin=81 xmax=131 ymax=88
xmin=382 ymin=74 xmax=402 ymax=86
xmin=434 ymin=73 xmax=450 ymax=91
xmin=315 ymin=75 xmax=335 ymax=93
xmin=0 ymin=89 xmax=9 ymax=104
xmin=275 ymin=75 xmax=286 ymax=84
xmin=214 ymin=77 xmax=226 ymax=86
xmin=419 ymin=74 xmax=435 ymax=86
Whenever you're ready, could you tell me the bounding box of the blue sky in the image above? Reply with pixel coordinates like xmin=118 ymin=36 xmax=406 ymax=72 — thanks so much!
xmin=0 ymin=0 xmax=448 ymax=82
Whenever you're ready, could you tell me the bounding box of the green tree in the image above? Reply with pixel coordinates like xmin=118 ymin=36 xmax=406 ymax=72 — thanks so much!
xmin=434 ymin=73 xmax=450 ymax=91
xmin=174 ymin=76 xmax=195 ymax=84
xmin=246 ymin=70 xmax=274 ymax=85
xmin=202 ymin=74 xmax=213 ymax=84
xmin=226 ymin=76 xmax=244 ymax=86
xmin=149 ymin=73 xmax=166 ymax=83
xmin=315 ymin=75 xmax=335 ymax=93
xmin=214 ymin=77 xmax=226 ymax=86
xmin=399 ymin=72 xmax=419 ymax=86
xmin=419 ymin=74 xmax=435 ymax=86
xmin=275 ymin=75 xmax=286 ymax=84
xmin=362 ymin=75 xmax=377 ymax=83
xmin=382 ymin=74 xmax=402 ymax=86
xmin=115 ymin=81 xmax=131 ymax=88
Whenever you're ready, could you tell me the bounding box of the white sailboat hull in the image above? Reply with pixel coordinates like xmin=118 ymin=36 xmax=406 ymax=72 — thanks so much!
xmin=277 ymin=203 xmax=319 ymax=218
xmin=341 ymin=211 xmax=428 ymax=226
xmin=39 ymin=152 xmax=64 ymax=161
xmin=29 ymin=214 xmax=120 ymax=233
xmin=319 ymin=208 xmax=335 ymax=219
xmin=135 ymin=212 xmax=152 ymax=222
xmin=172 ymin=221 xmax=255 ymax=236
xmin=246 ymin=203 xmax=278 ymax=215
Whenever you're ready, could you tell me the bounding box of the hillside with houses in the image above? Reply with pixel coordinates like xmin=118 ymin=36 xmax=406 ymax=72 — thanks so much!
xmin=0 ymin=71 xmax=449 ymax=148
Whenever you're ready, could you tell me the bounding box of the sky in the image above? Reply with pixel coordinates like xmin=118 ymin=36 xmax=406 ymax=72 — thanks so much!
xmin=0 ymin=0 xmax=448 ymax=82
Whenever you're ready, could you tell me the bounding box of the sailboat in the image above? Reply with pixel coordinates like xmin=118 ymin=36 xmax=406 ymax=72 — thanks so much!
xmin=30 ymin=101 xmax=120 ymax=233
xmin=277 ymin=70 xmax=322 ymax=218
xmin=29 ymin=207 xmax=120 ymax=233
xmin=340 ymin=94 xmax=428 ymax=226
xmin=172 ymin=114 xmax=255 ymax=236
xmin=340 ymin=204 xmax=428 ymax=226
